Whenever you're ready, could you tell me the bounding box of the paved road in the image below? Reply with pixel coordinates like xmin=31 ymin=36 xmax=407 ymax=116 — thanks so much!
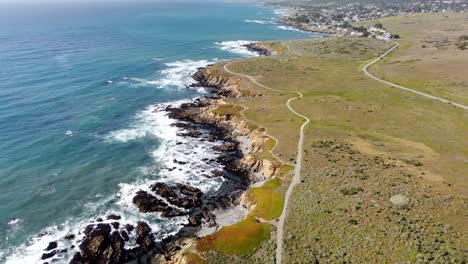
xmin=362 ymin=42 xmax=468 ymax=110
xmin=224 ymin=62 xmax=310 ymax=264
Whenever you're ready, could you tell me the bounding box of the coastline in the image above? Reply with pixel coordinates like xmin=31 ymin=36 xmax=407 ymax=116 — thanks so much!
xmin=159 ymin=44 xmax=287 ymax=262
xmin=1 ymin=4 xmax=319 ymax=262
xmin=63 ymin=44 xmax=283 ymax=264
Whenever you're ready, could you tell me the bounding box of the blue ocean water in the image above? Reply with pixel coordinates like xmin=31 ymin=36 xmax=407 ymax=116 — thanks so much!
xmin=0 ymin=1 xmax=320 ymax=262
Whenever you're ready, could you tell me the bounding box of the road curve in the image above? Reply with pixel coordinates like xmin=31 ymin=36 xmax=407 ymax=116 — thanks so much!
xmin=224 ymin=62 xmax=310 ymax=264
xmin=362 ymin=42 xmax=468 ymax=110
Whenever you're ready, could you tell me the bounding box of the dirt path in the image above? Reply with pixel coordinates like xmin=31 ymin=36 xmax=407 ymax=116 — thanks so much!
xmin=224 ymin=62 xmax=310 ymax=264
xmin=362 ymin=41 xmax=468 ymax=110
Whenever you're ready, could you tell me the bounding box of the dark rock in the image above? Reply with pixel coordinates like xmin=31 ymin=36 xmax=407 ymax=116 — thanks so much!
xmin=124 ymin=224 xmax=134 ymax=232
xmin=187 ymin=215 xmax=201 ymax=226
xmin=173 ymin=159 xmax=187 ymax=165
xmin=69 ymin=252 xmax=82 ymax=264
xmin=213 ymin=142 xmax=237 ymax=152
xmin=211 ymin=170 xmax=224 ymax=177
xmin=78 ymin=223 xmax=125 ymax=264
xmin=167 ymin=196 xmax=195 ymax=209
xmin=242 ymin=43 xmax=273 ymax=56
xmin=44 ymin=241 xmax=58 ymax=251
xmin=160 ymin=208 xmax=187 ymax=218
xmin=176 ymin=183 xmax=202 ymax=198
xmin=41 ymin=250 xmax=57 ymax=260
xmin=96 ymin=218 xmax=103 ymax=222
xmin=64 ymin=234 xmax=75 ymax=241
xmin=107 ymin=214 xmax=121 ymax=220
xmin=133 ymin=190 xmax=169 ymax=213
xmin=110 ymin=231 xmax=124 ymax=262
xmin=151 ymin=182 xmax=177 ymax=199
xmin=111 ymin=222 xmax=120 ymax=229
xmin=83 ymin=225 xmax=94 ymax=235
xmin=178 ymin=129 xmax=202 ymax=138
xmin=120 ymin=230 xmax=129 ymax=241
xmin=135 ymin=221 xmax=155 ymax=251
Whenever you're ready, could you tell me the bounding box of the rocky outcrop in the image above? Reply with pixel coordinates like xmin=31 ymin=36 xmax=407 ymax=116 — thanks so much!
xmin=192 ymin=67 xmax=244 ymax=97
xmin=78 ymin=223 xmax=125 ymax=264
xmin=132 ymin=182 xmax=204 ymax=217
xmin=133 ymin=190 xmax=170 ymax=213
xmin=243 ymin=43 xmax=276 ymax=56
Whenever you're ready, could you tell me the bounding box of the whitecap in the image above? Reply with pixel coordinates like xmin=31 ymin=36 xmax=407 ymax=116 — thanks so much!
xmin=274 ymin=9 xmax=289 ymax=17
xmin=7 ymin=218 xmax=20 ymax=226
xmin=103 ymin=102 xmax=183 ymax=143
xmin=276 ymin=25 xmax=304 ymax=32
xmin=244 ymin=19 xmax=275 ymax=25
xmin=65 ymin=130 xmax=74 ymax=137
xmin=155 ymin=59 xmax=216 ymax=88
xmin=125 ymin=59 xmax=215 ymax=90
xmin=216 ymin=40 xmax=259 ymax=57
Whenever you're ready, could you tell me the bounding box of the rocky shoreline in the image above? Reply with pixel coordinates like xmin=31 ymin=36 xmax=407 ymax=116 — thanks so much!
xmin=38 ymin=47 xmax=278 ymax=264
xmin=242 ymin=43 xmax=276 ymax=56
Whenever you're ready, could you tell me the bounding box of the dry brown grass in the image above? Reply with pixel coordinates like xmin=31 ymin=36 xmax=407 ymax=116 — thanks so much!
xmin=355 ymin=13 xmax=468 ymax=105
xmin=199 ymin=14 xmax=468 ymax=263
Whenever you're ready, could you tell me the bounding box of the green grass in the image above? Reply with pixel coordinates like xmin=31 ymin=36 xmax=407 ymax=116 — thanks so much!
xmin=197 ymin=17 xmax=468 ymax=262
xmin=196 ymin=215 xmax=271 ymax=255
xmin=264 ymin=138 xmax=276 ymax=151
xmin=279 ymin=164 xmax=294 ymax=174
xmin=246 ymin=178 xmax=284 ymax=220
xmin=211 ymin=104 xmax=243 ymax=115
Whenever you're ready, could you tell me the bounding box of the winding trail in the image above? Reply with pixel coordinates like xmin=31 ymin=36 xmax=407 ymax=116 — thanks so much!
xmin=362 ymin=41 xmax=468 ymax=110
xmin=224 ymin=62 xmax=310 ymax=264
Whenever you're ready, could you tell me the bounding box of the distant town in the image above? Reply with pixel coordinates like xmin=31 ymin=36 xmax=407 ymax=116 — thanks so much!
xmin=267 ymin=0 xmax=468 ymax=39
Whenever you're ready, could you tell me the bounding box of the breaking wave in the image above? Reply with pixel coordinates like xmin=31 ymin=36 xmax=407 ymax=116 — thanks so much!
xmin=216 ymin=40 xmax=259 ymax=57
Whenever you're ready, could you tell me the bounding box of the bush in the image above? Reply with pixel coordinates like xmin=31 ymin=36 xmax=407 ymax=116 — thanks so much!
xmin=374 ymin=22 xmax=383 ymax=29
xmin=340 ymin=187 xmax=363 ymax=195
xmin=459 ymin=35 xmax=468 ymax=41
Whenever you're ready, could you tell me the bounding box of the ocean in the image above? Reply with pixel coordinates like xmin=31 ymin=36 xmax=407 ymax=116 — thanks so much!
xmin=0 ymin=1 xmax=320 ymax=262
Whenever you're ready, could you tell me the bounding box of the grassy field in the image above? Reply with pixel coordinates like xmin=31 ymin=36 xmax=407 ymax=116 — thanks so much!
xmin=355 ymin=12 xmax=468 ymax=105
xmin=194 ymin=14 xmax=467 ymax=263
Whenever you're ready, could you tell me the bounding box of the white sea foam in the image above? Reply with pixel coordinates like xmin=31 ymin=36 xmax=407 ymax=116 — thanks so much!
xmin=103 ymin=103 xmax=180 ymax=143
xmin=7 ymin=218 xmax=20 ymax=226
xmin=156 ymin=59 xmax=216 ymax=89
xmin=126 ymin=59 xmax=216 ymax=90
xmin=274 ymin=9 xmax=289 ymax=17
xmin=216 ymin=40 xmax=259 ymax=57
xmin=244 ymin=19 xmax=274 ymax=25
xmin=276 ymin=25 xmax=303 ymax=32
xmin=106 ymin=101 xmax=225 ymax=193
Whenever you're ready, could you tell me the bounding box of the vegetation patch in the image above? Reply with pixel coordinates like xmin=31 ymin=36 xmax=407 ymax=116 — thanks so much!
xmin=196 ymin=215 xmax=271 ymax=255
xmin=279 ymin=164 xmax=294 ymax=176
xmin=263 ymin=138 xmax=276 ymax=151
xmin=245 ymin=178 xmax=284 ymax=220
xmin=340 ymin=187 xmax=364 ymax=195
xmin=211 ymin=104 xmax=243 ymax=116
xmin=260 ymin=42 xmax=287 ymax=54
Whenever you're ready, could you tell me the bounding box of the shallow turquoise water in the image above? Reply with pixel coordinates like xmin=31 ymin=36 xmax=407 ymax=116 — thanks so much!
xmin=0 ymin=1 xmax=320 ymax=262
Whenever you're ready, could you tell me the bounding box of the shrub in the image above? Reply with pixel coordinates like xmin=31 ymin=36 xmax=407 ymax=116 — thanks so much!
xmin=340 ymin=187 xmax=363 ymax=195
xmin=459 ymin=35 xmax=468 ymax=41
